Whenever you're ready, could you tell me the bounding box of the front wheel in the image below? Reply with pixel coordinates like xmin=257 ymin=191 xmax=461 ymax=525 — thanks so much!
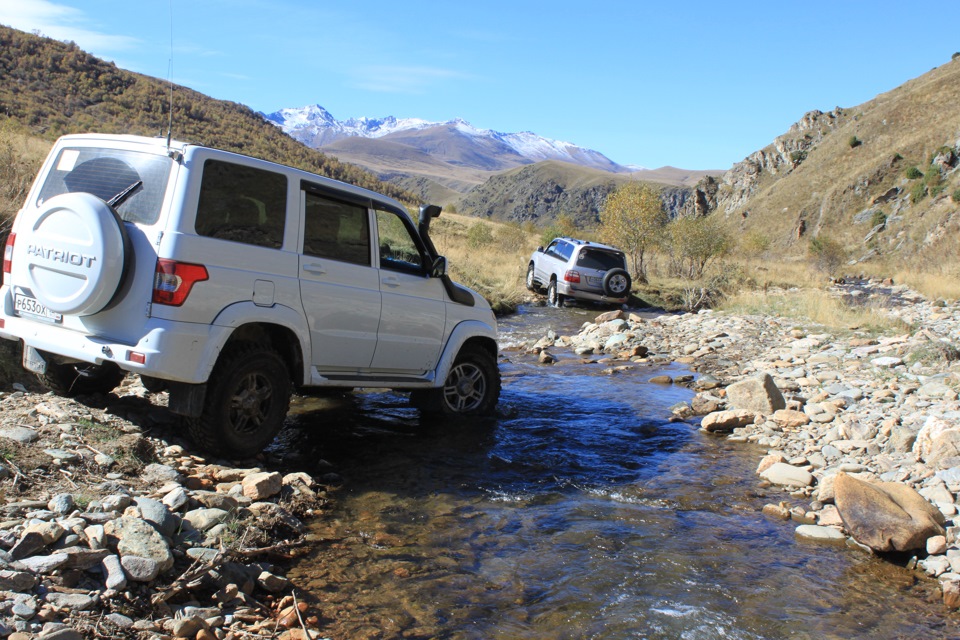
xmin=188 ymin=344 xmax=291 ymax=458
xmin=413 ymin=346 xmax=500 ymax=417
xmin=40 ymin=361 xmax=126 ymax=396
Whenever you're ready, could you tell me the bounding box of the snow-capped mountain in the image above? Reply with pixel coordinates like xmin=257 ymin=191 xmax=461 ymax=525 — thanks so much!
xmin=263 ymin=105 xmax=635 ymax=173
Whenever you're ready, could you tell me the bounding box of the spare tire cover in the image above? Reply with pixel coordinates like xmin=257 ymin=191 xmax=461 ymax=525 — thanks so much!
xmin=14 ymin=192 xmax=127 ymax=316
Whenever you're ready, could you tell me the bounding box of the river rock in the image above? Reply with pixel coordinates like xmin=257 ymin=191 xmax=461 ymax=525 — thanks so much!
xmin=914 ymin=416 xmax=960 ymax=468
xmin=183 ymin=508 xmax=230 ymax=532
xmin=242 ymin=471 xmax=283 ymax=501
xmin=107 ymin=516 xmax=174 ymax=571
xmin=121 ymin=555 xmax=160 ymax=582
xmin=725 ymin=373 xmax=786 ymax=414
xmin=135 ymin=497 xmax=179 ymax=537
xmin=102 ymin=554 xmax=127 ymax=590
xmin=701 ymin=409 xmax=756 ymax=433
xmin=772 ymin=409 xmax=810 ymax=429
xmin=834 ymin=472 xmax=946 ymax=552
xmin=760 ymin=463 xmax=815 ymax=488
xmin=795 ymin=524 xmax=846 ymax=542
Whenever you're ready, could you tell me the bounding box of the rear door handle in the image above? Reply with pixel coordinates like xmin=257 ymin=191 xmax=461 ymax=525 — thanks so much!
xmin=303 ymin=263 xmax=326 ymax=275
xmin=382 ymin=276 xmax=400 ymax=287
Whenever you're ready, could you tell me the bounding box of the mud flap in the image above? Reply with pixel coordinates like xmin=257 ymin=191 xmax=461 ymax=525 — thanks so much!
xmin=23 ymin=345 xmax=46 ymax=374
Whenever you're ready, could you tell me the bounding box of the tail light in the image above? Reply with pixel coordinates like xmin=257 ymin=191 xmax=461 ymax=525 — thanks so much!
xmin=153 ymin=259 xmax=208 ymax=306
xmin=563 ymin=270 xmax=581 ymax=284
xmin=3 ymin=232 xmax=15 ymax=274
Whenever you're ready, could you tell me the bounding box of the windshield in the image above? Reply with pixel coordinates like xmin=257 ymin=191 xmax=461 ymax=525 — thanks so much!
xmin=36 ymin=147 xmax=173 ymax=225
xmin=577 ymin=248 xmax=625 ymax=271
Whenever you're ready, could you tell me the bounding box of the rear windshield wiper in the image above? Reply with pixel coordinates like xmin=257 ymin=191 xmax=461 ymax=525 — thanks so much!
xmin=107 ymin=180 xmax=143 ymax=208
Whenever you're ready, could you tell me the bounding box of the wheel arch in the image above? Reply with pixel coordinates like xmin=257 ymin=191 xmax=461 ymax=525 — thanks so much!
xmin=433 ymin=320 xmax=498 ymax=388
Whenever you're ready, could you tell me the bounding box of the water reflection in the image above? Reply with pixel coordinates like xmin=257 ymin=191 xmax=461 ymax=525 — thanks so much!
xmin=280 ymin=306 xmax=958 ymax=640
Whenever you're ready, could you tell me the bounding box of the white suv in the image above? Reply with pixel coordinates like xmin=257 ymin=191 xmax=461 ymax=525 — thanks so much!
xmin=0 ymin=134 xmax=499 ymax=457
xmin=526 ymin=237 xmax=631 ymax=306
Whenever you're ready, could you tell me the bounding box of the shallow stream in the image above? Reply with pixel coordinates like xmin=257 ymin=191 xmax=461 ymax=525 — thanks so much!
xmin=282 ymin=305 xmax=959 ymax=639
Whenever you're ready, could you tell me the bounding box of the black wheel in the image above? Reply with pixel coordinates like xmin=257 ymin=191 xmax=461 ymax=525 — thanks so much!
xmin=602 ymin=268 xmax=632 ymax=298
xmin=188 ymin=344 xmax=291 ymax=458
xmin=525 ymin=263 xmax=538 ymax=292
xmin=140 ymin=375 xmax=168 ymax=393
xmin=414 ymin=346 xmax=500 ymax=417
xmin=39 ymin=361 xmax=126 ymax=396
xmin=546 ymin=280 xmax=564 ymax=307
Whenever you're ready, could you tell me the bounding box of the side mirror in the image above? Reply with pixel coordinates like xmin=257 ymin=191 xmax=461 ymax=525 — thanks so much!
xmin=536 ymin=246 xmax=544 ymax=253
xmin=430 ymin=255 xmax=448 ymax=278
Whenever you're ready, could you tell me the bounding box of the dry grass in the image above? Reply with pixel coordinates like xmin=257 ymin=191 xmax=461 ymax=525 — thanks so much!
xmin=721 ymin=288 xmax=910 ymax=335
xmin=0 ymin=126 xmax=49 ymax=223
xmin=427 ymin=212 xmax=539 ymax=313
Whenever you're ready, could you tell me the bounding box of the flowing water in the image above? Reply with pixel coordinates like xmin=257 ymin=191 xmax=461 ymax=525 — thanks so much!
xmin=281 ymin=305 xmax=959 ymax=639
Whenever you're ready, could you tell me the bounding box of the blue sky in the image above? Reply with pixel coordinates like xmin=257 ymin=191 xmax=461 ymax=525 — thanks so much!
xmin=1 ymin=0 xmax=958 ymax=170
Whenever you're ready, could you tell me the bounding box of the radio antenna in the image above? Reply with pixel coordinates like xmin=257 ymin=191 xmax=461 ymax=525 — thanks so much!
xmin=165 ymin=0 xmax=174 ymax=149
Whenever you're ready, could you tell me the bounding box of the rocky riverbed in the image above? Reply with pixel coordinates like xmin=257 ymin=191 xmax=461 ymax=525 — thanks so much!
xmin=0 ymin=378 xmax=334 ymax=640
xmin=532 ymin=279 xmax=960 ymax=610
xmin=3 ymin=277 xmax=960 ymax=639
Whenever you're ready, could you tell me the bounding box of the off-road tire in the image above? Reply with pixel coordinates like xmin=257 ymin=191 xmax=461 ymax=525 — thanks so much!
xmin=413 ymin=346 xmax=500 ymax=417
xmin=39 ymin=361 xmax=126 ymax=396
xmin=525 ymin=263 xmax=538 ymax=292
xmin=140 ymin=375 xmax=168 ymax=393
xmin=188 ymin=343 xmax=291 ymax=458
xmin=547 ymin=280 xmax=564 ymax=307
xmin=602 ymin=268 xmax=632 ymax=298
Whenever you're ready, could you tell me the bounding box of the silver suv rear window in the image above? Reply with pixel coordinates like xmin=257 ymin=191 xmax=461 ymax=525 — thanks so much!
xmin=36 ymin=147 xmax=173 ymax=225
xmin=577 ymin=249 xmax=625 ymax=271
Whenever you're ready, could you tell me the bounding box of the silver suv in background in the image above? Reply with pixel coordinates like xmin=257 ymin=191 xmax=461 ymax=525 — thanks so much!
xmin=526 ymin=237 xmax=632 ymax=307
xmin=1 ymin=133 xmax=500 ymax=457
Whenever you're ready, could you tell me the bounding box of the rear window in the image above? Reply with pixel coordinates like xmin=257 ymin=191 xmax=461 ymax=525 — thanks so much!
xmin=577 ymin=249 xmax=625 ymax=271
xmin=36 ymin=147 xmax=173 ymax=225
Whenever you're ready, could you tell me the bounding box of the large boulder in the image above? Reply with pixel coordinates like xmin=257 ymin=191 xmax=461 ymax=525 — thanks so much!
xmin=725 ymin=374 xmax=786 ymax=415
xmin=834 ymin=472 xmax=945 ymax=553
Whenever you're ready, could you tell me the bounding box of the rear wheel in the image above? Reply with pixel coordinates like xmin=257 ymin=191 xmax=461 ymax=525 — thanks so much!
xmin=547 ymin=280 xmax=564 ymax=307
xmin=188 ymin=344 xmax=291 ymax=458
xmin=525 ymin=263 xmax=537 ymax=291
xmin=414 ymin=346 xmax=500 ymax=417
xmin=40 ymin=361 xmax=126 ymax=396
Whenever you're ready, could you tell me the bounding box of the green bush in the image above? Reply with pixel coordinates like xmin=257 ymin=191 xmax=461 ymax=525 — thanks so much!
xmin=952 ymin=188 xmax=960 ymax=203
xmin=911 ymin=181 xmax=927 ymax=203
xmin=848 ymin=136 xmax=862 ymax=148
xmin=495 ymin=224 xmax=526 ymax=253
xmin=466 ymin=222 xmax=494 ymax=249
xmin=870 ymin=210 xmax=887 ymax=227
xmin=662 ymin=215 xmax=729 ymax=280
xmin=905 ymin=166 xmax=923 ymax=179
xmin=808 ymin=235 xmax=846 ymax=274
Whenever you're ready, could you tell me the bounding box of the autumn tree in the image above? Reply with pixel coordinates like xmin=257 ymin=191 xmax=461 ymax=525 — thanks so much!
xmin=663 ymin=215 xmax=729 ymax=279
xmin=598 ymin=182 xmax=667 ymax=283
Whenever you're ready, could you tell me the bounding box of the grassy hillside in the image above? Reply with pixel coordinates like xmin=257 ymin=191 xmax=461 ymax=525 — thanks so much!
xmin=0 ymin=25 xmax=414 ymax=204
xmin=709 ymin=55 xmax=960 ymax=274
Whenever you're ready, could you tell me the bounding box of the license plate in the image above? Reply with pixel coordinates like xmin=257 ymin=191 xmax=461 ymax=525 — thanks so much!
xmin=14 ymin=293 xmax=62 ymax=323
xmin=586 ymin=276 xmax=603 ymax=287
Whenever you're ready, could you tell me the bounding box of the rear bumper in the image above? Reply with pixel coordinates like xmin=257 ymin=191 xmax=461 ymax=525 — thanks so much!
xmin=557 ymin=282 xmax=628 ymax=304
xmin=0 ymin=312 xmax=228 ymax=384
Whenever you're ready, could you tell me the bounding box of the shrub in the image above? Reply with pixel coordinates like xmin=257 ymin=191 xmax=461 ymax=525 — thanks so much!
xmin=905 ymin=166 xmax=923 ymax=179
xmin=741 ymin=230 xmax=771 ymax=257
xmin=466 ymin=222 xmax=494 ymax=249
xmin=599 ymin=182 xmax=668 ymax=282
xmin=662 ymin=215 xmax=729 ymax=280
xmin=910 ymin=181 xmax=927 ymax=203
xmin=848 ymin=135 xmax=862 ymax=148
xmin=495 ymin=224 xmax=527 ymax=253
xmin=808 ymin=235 xmax=846 ymax=274
xmin=790 ymin=150 xmax=807 ymax=165
xmin=870 ymin=210 xmax=887 ymax=228
xmin=952 ymin=188 xmax=960 ymax=203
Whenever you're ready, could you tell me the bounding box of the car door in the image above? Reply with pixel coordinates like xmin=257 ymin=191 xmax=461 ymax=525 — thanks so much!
xmin=369 ymin=207 xmax=446 ymax=374
xmin=537 ymin=239 xmax=567 ymax=282
xmin=298 ymin=189 xmax=381 ymax=371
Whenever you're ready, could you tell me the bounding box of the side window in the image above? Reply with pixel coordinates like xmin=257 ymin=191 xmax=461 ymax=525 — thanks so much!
xmin=375 ymin=208 xmax=425 ymax=274
xmin=195 ymin=160 xmax=287 ymax=249
xmin=303 ymin=192 xmax=371 ymax=266
xmin=558 ymin=242 xmax=574 ymax=261
xmin=545 ymin=240 xmax=563 ymax=260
